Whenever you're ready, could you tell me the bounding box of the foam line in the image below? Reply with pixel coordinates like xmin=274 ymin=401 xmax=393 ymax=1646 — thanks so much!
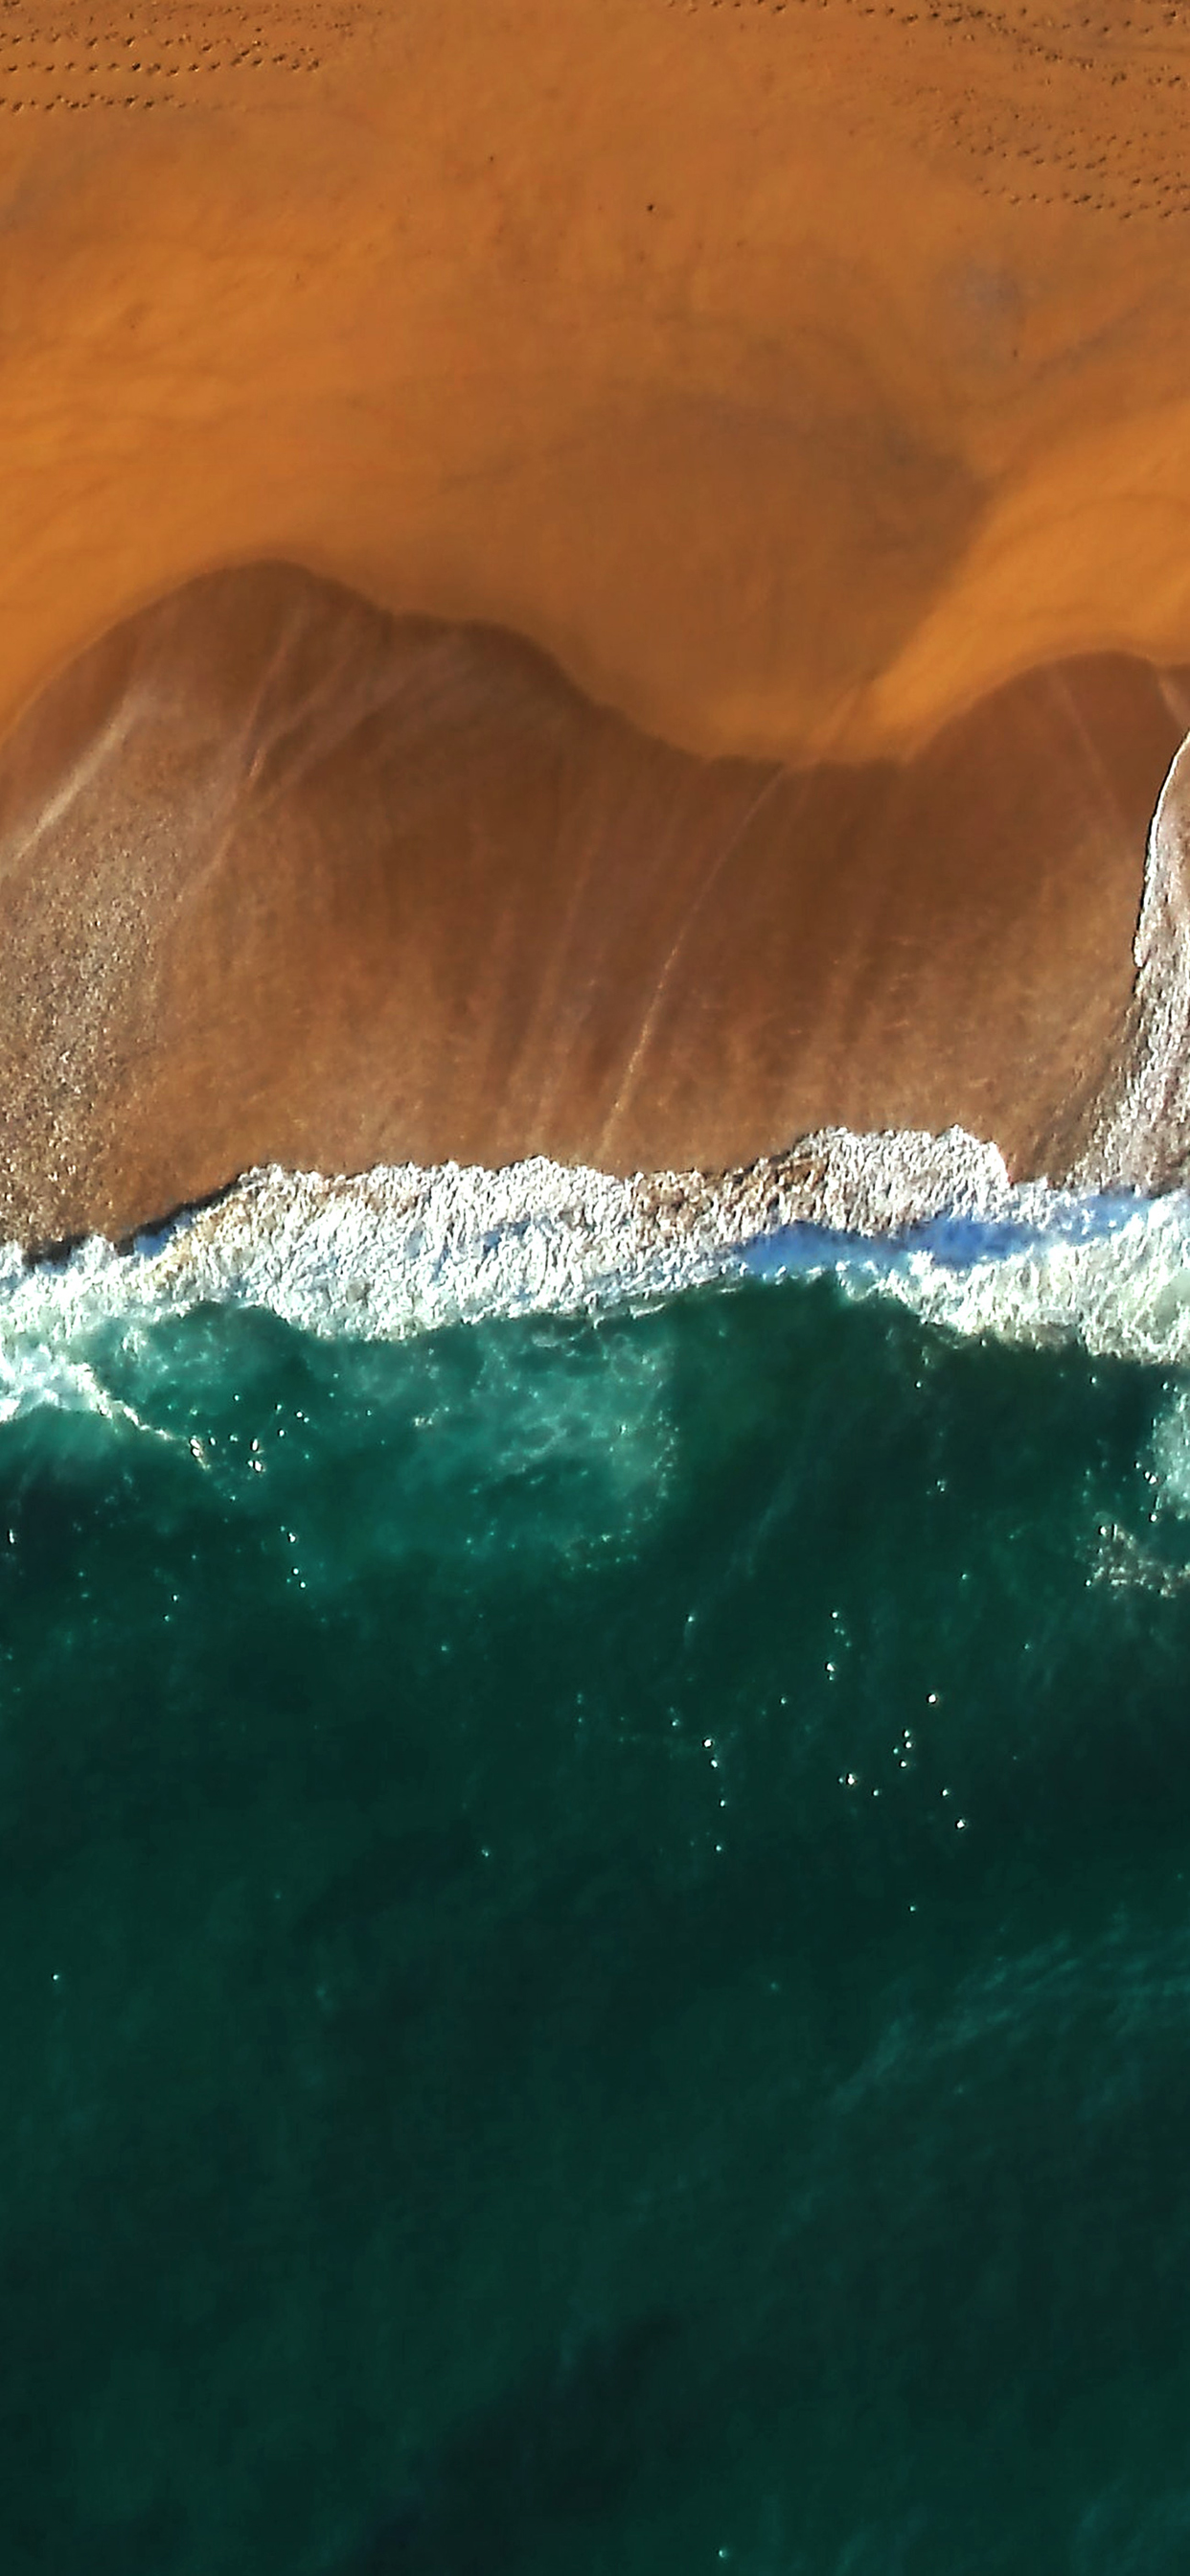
xmin=0 ymin=1126 xmax=1186 ymax=1425
xmin=0 ymin=1124 xmax=1014 ymax=1348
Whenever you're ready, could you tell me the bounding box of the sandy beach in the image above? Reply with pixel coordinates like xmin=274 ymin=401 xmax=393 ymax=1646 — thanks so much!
xmin=5 ymin=0 xmax=1190 ymax=1236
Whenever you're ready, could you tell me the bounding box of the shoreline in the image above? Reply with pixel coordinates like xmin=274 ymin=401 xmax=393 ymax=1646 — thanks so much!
xmin=2 ymin=566 xmax=1187 ymax=1250
xmin=2 ymin=1131 xmax=1188 ymax=1392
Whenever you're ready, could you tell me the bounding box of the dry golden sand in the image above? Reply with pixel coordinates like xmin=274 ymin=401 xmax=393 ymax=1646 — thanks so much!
xmin=4 ymin=0 xmax=1190 ymax=1236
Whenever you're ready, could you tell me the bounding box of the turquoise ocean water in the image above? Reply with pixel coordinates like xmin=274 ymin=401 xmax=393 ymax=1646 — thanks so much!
xmin=5 ymin=1223 xmax=1190 ymax=2573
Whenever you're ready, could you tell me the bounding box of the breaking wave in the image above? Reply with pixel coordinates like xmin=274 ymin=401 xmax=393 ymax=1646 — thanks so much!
xmin=6 ymin=1116 xmax=1190 ymax=1430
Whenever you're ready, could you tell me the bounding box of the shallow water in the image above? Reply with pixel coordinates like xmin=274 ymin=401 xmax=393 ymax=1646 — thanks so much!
xmin=6 ymin=1238 xmax=1190 ymax=2573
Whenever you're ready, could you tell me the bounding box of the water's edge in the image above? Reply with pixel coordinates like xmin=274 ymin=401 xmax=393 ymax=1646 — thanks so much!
xmin=5 ymin=1120 xmax=1190 ymax=1434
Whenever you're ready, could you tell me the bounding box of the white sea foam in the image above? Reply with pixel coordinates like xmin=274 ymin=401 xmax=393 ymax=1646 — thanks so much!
xmin=790 ymin=1192 xmax=1190 ymax=1371
xmin=0 ymin=1123 xmax=1189 ymax=1425
xmin=0 ymin=1124 xmax=1019 ymax=1360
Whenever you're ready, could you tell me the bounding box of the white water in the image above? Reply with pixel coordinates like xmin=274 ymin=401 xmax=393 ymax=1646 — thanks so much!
xmin=0 ymin=1124 xmax=1188 ymax=1424
xmin=0 ymin=1122 xmax=1012 ymax=1375
xmin=764 ymin=1189 xmax=1190 ymax=1371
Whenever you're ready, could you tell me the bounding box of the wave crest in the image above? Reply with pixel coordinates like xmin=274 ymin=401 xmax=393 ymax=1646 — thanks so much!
xmin=3 ymin=1126 xmax=1190 ymax=1427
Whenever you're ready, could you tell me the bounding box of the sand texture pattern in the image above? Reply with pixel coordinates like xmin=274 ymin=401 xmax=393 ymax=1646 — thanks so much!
xmin=0 ymin=564 xmax=1187 ymax=1247
xmin=6 ymin=0 xmax=1190 ymax=1233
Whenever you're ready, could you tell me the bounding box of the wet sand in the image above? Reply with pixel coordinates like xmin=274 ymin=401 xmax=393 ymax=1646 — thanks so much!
xmin=5 ymin=0 xmax=1190 ymax=1236
xmin=1 ymin=564 xmax=1186 ymax=1246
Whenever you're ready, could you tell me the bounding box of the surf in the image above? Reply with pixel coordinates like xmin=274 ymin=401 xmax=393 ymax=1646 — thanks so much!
xmin=7 ymin=1122 xmax=1190 ymax=1437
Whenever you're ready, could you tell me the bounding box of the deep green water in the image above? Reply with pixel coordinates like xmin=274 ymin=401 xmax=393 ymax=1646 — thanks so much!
xmin=4 ymin=1269 xmax=1190 ymax=2573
